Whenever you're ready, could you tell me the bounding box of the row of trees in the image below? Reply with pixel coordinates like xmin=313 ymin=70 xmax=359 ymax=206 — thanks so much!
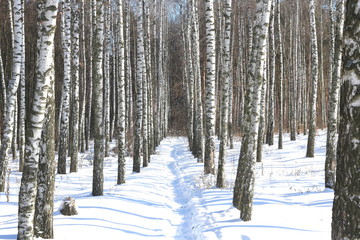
xmin=181 ymin=0 xmax=358 ymax=238
xmin=0 ymin=0 xmax=358 ymax=239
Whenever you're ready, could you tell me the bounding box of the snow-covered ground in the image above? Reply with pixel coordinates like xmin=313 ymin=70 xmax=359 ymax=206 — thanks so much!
xmin=0 ymin=131 xmax=333 ymax=239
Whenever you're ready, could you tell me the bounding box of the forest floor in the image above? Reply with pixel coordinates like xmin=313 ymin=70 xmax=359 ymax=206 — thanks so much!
xmin=0 ymin=131 xmax=333 ymax=240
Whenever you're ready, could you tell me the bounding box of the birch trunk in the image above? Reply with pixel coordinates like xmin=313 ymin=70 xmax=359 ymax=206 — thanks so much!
xmin=17 ymin=1 xmax=58 ymax=238
xmin=217 ymin=0 xmax=231 ymax=188
xmin=191 ymin=0 xmax=204 ymax=162
xmin=233 ymin=0 xmax=272 ymax=221
xmin=116 ymin=0 xmax=126 ymax=185
xmin=133 ymin=0 xmax=144 ymax=173
xmin=142 ymin=0 xmax=149 ymax=168
xmin=58 ymin=0 xmax=72 ymax=174
xmin=0 ymin=0 xmax=25 ymax=191
xmin=266 ymin=0 xmax=275 ymax=146
xmin=92 ymin=0 xmax=105 ymax=196
xmin=325 ymin=0 xmax=345 ymax=189
xmin=277 ymin=0 xmax=284 ymax=150
xmin=34 ymin=53 xmax=56 ymax=239
xmin=331 ymin=1 xmax=360 ymax=238
xmin=306 ymin=0 xmax=319 ymax=158
xmin=204 ymin=0 xmax=216 ymax=175
xmin=70 ymin=0 xmax=80 ymax=173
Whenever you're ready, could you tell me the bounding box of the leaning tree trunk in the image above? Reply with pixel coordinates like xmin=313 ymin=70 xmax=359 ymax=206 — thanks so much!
xmin=204 ymin=0 xmax=216 ymax=175
xmin=331 ymin=1 xmax=360 ymax=239
xmin=17 ymin=1 xmax=58 ymax=238
xmin=233 ymin=0 xmax=272 ymax=221
xmin=92 ymin=0 xmax=105 ymax=196
xmin=216 ymin=0 xmax=231 ymax=188
xmin=58 ymin=0 xmax=72 ymax=174
xmin=325 ymin=0 xmax=345 ymax=189
xmin=305 ymin=0 xmax=319 ymax=158
xmin=133 ymin=0 xmax=144 ymax=173
xmin=0 ymin=0 xmax=25 ymax=192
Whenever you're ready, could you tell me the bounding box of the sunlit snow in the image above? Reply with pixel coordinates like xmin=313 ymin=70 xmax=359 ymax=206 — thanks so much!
xmin=0 ymin=131 xmax=333 ymax=240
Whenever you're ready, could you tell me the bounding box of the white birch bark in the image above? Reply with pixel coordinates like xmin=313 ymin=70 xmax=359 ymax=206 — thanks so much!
xmin=266 ymin=0 xmax=275 ymax=146
xmin=191 ymin=0 xmax=204 ymax=162
xmin=58 ymin=0 xmax=72 ymax=174
xmin=17 ymin=1 xmax=58 ymax=238
xmin=116 ymin=0 xmax=126 ymax=184
xmin=70 ymin=0 xmax=80 ymax=173
xmin=306 ymin=0 xmax=319 ymax=158
xmin=92 ymin=0 xmax=105 ymax=196
xmin=277 ymin=0 xmax=284 ymax=150
xmin=103 ymin=0 xmax=111 ymax=158
xmin=325 ymin=0 xmax=345 ymax=189
xmin=204 ymin=0 xmax=216 ymax=175
xmin=233 ymin=0 xmax=272 ymax=221
xmin=34 ymin=51 xmax=56 ymax=239
xmin=217 ymin=0 xmax=231 ymax=188
xmin=133 ymin=0 xmax=144 ymax=173
xmin=142 ymin=0 xmax=149 ymax=167
xmin=0 ymin=0 xmax=25 ymax=191
xmin=18 ymin=0 xmax=26 ymax=171
xmin=331 ymin=1 xmax=360 ymax=238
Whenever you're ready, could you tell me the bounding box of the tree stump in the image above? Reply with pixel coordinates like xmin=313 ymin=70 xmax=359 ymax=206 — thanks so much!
xmin=59 ymin=197 xmax=78 ymax=216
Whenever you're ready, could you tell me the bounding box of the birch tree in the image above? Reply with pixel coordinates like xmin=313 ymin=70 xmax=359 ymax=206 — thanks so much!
xmin=58 ymin=0 xmax=72 ymax=174
xmin=325 ymin=0 xmax=345 ymax=189
xmin=92 ymin=0 xmax=105 ymax=196
xmin=204 ymin=0 xmax=216 ymax=175
xmin=0 ymin=0 xmax=25 ymax=191
xmin=191 ymin=0 xmax=204 ymax=162
xmin=70 ymin=0 xmax=80 ymax=173
xmin=305 ymin=0 xmax=319 ymax=158
xmin=277 ymin=0 xmax=284 ymax=150
xmin=133 ymin=0 xmax=144 ymax=173
xmin=17 ymin=1 xmax=58 ymax=238
xmin=233 ymin=0 xmax=272 ymax=221
xmin=217 ymin=0 xmax=231 ymax=188
xmin=34 ymin=52 xmax=56 ymax=239
xmin=116 ymin=0 xmax=126 ymax=184
xmin=331 ymin=1 xmax=360 ymax=238
xmin=266 ymin=0 xmax=275 ymax=146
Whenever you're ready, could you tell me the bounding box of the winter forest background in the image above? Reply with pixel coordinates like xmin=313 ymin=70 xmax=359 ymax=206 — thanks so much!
xmin=0 ymin=0 xmax=359 ymax=239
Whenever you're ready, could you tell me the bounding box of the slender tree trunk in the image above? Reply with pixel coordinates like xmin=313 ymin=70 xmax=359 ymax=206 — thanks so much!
xmin=325 ymin=0 xmax=345 ymax=189
xmin=277 ymin=0 xmax=284 ymax=150
xmin=92 ymin=0 xmax=105 ymax=196
xmin=70 ymin=0 xmax=80 ymax=173
xmin=34 ymin=52 xmax=56 ymax=239
xmin=133 ymin=0 xmax=144 ymax=173
xmin=233 ymin=0 xmax=272 ymax=221
xmin=142 ymin=0 xmax=149 ymax=168
xmin=331 ymin=1 xmax=360 ymax=239
xmin=18 ymin=0 xmax=26 ymax=172
xmin=217 ymin=0 xmax=231 ymax=188
xmin=58 ymin=0 xmax=72 ymax=174
xmin=191 ymin=0 xmax=204 ymax=162
xmin=266 ymin=0 xmax=275 ymax=146
xmin=17 ymin=2 xmax=58 ymax=238
xmin=204 ymin=0 xmax=216 ymax=175
xmin=0 ymin=0 xmax=25 ymax=191
xmin=116 ymin=0 xmax=126 ymax=185
xmin=305 ymin=0 xmax=319 ymax=158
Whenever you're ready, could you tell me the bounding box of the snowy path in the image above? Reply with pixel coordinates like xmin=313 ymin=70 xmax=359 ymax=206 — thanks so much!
xmin=0 ymin=133 xmax=334 ymax=240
